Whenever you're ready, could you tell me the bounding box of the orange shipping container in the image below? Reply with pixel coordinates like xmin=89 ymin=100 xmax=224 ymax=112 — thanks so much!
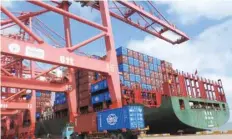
xmin=75 ymin=112 xmax=97 ymax=133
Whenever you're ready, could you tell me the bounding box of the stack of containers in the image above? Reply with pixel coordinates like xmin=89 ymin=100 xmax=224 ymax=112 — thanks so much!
xmin=76 ymin=70 xmax=103 ymax=108
xmin=36 ymin=91 xmax=52 ymax=109
xmin=116 ymin=47 xmax=163 ymax=91
xmin=54 ymin=92 xmax=66 ymax=105
xmin=91 ymin=79 xmax=110 ymax=105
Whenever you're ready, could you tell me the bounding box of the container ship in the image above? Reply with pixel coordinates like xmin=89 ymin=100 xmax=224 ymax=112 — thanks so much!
xmin=34 ymin=47 xmax=230 ymax=137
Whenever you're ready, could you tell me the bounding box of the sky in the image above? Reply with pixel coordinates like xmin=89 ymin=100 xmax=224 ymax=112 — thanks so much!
xmin=1 ymin=0 xmax=232 ymax=122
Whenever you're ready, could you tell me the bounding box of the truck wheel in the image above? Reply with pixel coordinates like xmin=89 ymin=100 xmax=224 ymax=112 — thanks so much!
xmin=110 ymin=133 xmax=117 ymax=139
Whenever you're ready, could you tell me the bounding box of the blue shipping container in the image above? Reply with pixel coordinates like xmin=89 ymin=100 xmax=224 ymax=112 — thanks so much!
xmin=133 ymin=58 xmax=139 ymax=67
xmin=36 ymin=91 xmax=41 ymax=97
xmin=142 ymin=84 xmax=147 ymax=89
xmin=146 ymin=85 xmax=152 ymax=90
xmin=128 ymin=57 xmax=134 ymax=65
xmin=118 ymin=64 xmax=129 ymax=72
xmin=97 ymin=105 xmax=145 ymax=131
xmin=116 ymin=47 xmax=128 ymax=56
xmin=91 ymin=94 xmax=104 ymax=104
xmin=124 ymin=81 xmax=131 ymax=87
xmin=104 ymin=91 xmax=111 ymax=101
xmin=153 ymin=65 xmax=158 ymax=72
xmin=102 ymin=80 xmax=108 ymax=89
xmin=135 ymin=75 xmax=141 ymax=83
xmin=145 ymin=70 xmax=150 ymax=77
xmin=129 ymin=74 xmax=135 ymax=82
xmin=149 ymin=63 xmax=154 ymax=71
xmin=143 ymin=55 xmax=148 ymax=62
xmin=91 ymin=81 xmax=103 ymax=93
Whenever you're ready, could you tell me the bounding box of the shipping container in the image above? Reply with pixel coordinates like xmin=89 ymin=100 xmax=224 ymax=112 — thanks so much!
xmin=79 ymin=91 xmax=90 ymax=100
xmin=133 ymin=58 xmax=139 ymax=67
xmin=91 ymin=94 xmax=104 ymax=104
xmin=91 ymin=81 xmax=104 ymax=93
xmin=118 ymin=64 xmax=129 ymax=72
xmin=148 ymin=56 xmax=153 ymax=63
xmin=139 ymin=61 xmax=144 ymax=68
xmin=75 ymin=113 xmax=98 ymax=133
xmin=97 ymin=105 xmax=145 ymax=131
xmin=79 ymin=98 xmax=91 ymax=107
xmin=138 ymin=53 xmax=143 ymax=61
xmin=145 ymin=69 xmax=150 ymax=77
xmin=116 ymin=47 xmax=128 ymax=56
xmin=129 ymin=65 xmax=135 ymax=73
xmin=133 ymin=51 xmax=139 ymax=59
xmin=129 ymin=74 xmax=136 ymax=82
xmin=134 ymin=67 xmax=140 ymax=75
xmin=143 ymin=55 xmax=148 ymax=62
xmin=128 ymin=49 xmax=133 ymax=57
xmin=119 ymin=74 xmax=124 ymax=84
xmin=135 ymin=75 xmax=141 ymax=83
xmin=123 ymin=73 xmax=130 ymax=81
xmin=117 ymin=55 xmax=128 ymax=64
xmin=149 ymin=63 xmax=154 ymax=71
xmin=104 ymin=91 xmax=111 ymax=101
xmin=124 ymin=81 xmax=131 ymax=87
xmin=128 ymin=57 xmax=134 ymax=65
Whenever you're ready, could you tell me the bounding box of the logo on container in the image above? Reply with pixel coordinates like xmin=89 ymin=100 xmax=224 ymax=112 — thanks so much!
xmin=107 ymin=114 xmax=118 ymax=125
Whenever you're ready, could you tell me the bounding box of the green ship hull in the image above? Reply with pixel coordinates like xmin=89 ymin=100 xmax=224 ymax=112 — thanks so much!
xmin=35 ymin=96 xmax=230 ymax=136
xmin=144 ymin=96 xmax=230 ymax=134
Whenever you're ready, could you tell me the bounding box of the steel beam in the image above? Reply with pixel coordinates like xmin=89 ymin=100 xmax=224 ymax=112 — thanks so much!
xmin=1 ymin=76 xmax=67 ymax=92
xmin=1 ymin=36 xmax=113 ymax=73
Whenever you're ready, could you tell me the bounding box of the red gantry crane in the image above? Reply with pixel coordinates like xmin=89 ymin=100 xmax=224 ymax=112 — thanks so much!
xmin=0 ymin=1 xmax=189 ymax=138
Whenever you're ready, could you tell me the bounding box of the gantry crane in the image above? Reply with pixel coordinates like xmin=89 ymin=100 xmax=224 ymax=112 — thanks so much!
xmin=0 ymin=1 xmax=189 ymax=138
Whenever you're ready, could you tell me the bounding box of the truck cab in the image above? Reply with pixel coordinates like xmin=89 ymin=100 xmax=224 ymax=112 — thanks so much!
xmin=62 ymin=124 xmax=74 ymax=139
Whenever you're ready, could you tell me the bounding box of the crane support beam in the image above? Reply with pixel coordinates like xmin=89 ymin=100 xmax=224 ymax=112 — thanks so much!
xmin=1 ymin=76 xmax=67 ymax=92
xmin=0 ymin=6 xmax=44 ymax=44
xmin=117 ymin=1 xmax=189 ymax=41
xmin=1 ymin=36 xmax=112 ymax=74
xmin=28 ymin=0 xmax=108 ymax=32
xmin=1 ymin=110 xmax=19 ymax=115
xmin=0 ymin=101 xmax=33 ymax=109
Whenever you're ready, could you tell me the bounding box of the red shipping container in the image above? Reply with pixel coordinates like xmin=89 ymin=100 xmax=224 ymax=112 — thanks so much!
xmin=148 ymin=56 xmax=153 ymax=63
xmin=139 ymin=61 xmax=144 ymax=68
xmin=78 ymin=75 xmax=95 ymax=84
xmin=75 ymin=112 xmax=97 ymax=133
xmin=150 ymin=71 xmax=155 ymax=78
xmin=133 ymin=51 xmax=139 ymax=59
xmin=129 ymin=65 xmax=135 ymax=73
xmin=158 ymin=66 xmax=162 ymax=72
xmin=123 ymin=73 xmax=130 ymax=81
xmin=78 ymin=71 xmax=94 ymax=78
xmin=131 ymin=82 xmax=136 ymax=88
xmin=54 ymin=103 xmax=68 ymax=111
xmin=79 ymin=98 xmax=90 ymax=107
xmin=151 ymin=78 xmax=156 ymax=85
xmin=141 ymin=76 xmax=146 ymax=83
xmin=138 ymin=53 xmax=144 ymax=61
xmin=128 ymin=49 xmax=133 ymax=57
xmin=117 ymin=55 xmax=128 ymax=64
xmin=140 ymin=68 xmax=145 ymax=76
xmin=144 ymin=62 xmax=149 ymax=69
xmin=79 ymin=90 xmax=90 ymax=100
xmin=134 ymin=67 xmax=140 ymax=74
xmin=78 ymin=83 xmax=91 ymax=92
xmin=146 ymin=77 xmax=151 ymax=85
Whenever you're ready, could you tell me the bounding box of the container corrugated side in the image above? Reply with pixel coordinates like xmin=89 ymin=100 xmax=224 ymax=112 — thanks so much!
xmin=75 ymin=112 xmax=98 ymax=133
xmin=97 ymin=105 xmax=145 ymax=131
